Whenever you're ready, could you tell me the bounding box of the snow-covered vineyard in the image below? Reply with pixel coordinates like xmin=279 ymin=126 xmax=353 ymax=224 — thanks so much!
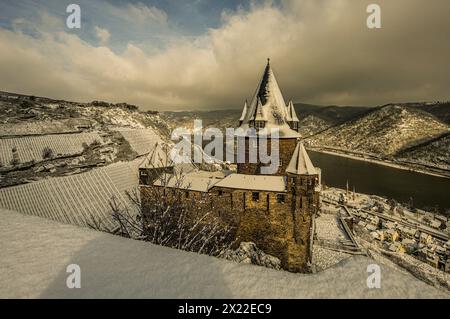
xmin=111 ymin=128 xmax=163 ymax=156
xmin=0 ymin=160 xmax=140 ymax=229
xmin=0 ymin=132 xmax=101 ymax=166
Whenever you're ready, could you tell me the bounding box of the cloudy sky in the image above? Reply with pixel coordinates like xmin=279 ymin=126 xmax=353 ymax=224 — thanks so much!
xmin=0 ymin=0 xmax=449 ymax=111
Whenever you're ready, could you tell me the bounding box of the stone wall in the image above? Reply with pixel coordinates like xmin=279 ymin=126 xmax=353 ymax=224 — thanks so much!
xmin=237 ymin=138 xmax=297 ymax=175
xmin=140 ymin=173 xmax=320 ymax=273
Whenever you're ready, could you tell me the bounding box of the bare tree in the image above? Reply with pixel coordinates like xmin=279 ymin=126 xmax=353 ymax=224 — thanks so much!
xmin=10 ymin=146 xmax=20 ymax=166
xmin=88 ymin=146 xmax=235 ymax=257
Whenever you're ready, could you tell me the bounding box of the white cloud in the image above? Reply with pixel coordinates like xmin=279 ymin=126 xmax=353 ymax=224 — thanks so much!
xmin=112 ymin=2 xmax=168 ymax=25
xmin=94 ymin=26 xmax=111 ymax=45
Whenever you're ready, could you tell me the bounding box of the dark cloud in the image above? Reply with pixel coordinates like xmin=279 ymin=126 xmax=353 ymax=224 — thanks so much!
xmin=0 ymin=0 xmax=448 ymax=110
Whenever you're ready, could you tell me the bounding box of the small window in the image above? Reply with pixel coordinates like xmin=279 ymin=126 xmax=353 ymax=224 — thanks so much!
xmin=218 ymin=190 xmax=223 ymax=196
xmin=277 ymin=194 xmax=285 ymax=203
xmin=255 ymin=121 xmax=265 ymax=129
xmin=252 ymin=192 xmax=260 ymax=201
xmin=185 ymin=191 xmax=189 ymax=198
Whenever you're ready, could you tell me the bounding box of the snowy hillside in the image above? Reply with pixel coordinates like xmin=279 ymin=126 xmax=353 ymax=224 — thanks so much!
xmin=161 ymin=109 xmax=241 ymax=132
xmin=397 ymin=133 xmax=450 ymax=170
xmin=307 ymin=104 xmax=450 ymax=158
xmin=1 ymin=208 xmax=447 ymax=298
xmin=298 ymin=115 xmax=331 ymax=137
xmin=0 ymin=92 xmax=167 ymax=187
xmin=0 ymin=91 xmax=171 ymax=135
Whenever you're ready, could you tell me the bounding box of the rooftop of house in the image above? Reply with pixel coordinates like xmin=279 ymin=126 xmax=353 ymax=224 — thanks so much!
xmin=213 ymin=173 xmax=287 ymax=192
xmin=153 ymin=171 xmax=227 ymax=192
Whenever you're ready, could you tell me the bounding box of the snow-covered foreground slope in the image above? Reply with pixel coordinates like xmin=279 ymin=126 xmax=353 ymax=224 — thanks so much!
xmin=1 ymin=209 xmax=447 ymax=299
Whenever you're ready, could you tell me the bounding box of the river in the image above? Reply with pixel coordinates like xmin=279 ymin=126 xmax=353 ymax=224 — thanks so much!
xmin=308 ymin=150 xmax=450 ymax=214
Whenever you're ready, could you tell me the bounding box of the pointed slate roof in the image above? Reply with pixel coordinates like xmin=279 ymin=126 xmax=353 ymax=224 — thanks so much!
xmin=287 ymin=100 xmax=299 ymax=122
xmin=285 ymin=100 xmax=292 ymax=122
xmin=239 ymin=100 xmax=248 ymax=122
xmin=237 ymin=59 xmax=301 ymax=138
xmin=139 ymin=143 xmax=173 ymax=169
xmin=254 ymin=98 xmax=267 ymax=121
xmin=286 ymin=142 xmax=317 ymax=175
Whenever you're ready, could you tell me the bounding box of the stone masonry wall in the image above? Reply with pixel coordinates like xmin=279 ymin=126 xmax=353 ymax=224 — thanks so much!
xmin=140 ymin=173 xmax=319 ymax=273
xmin=237 ymin=138 xmax=297 ymax=175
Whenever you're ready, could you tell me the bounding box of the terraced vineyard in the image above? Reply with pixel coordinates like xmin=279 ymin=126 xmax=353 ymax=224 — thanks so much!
xmin=0 ymin=132 xmax=101 ymax=166
xmin=115 ymin=128 xmax=163 ymax=156
xmin=0 ymin=160 xmax=140 ymax=229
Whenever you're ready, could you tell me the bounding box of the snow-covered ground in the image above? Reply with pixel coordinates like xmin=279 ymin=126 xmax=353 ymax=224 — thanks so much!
xmin=1 ymin=209 xmax=448 ymax=299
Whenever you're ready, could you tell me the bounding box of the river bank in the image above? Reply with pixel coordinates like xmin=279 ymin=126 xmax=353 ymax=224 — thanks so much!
xmin=307 ymin=146 xmax=450 ymax=179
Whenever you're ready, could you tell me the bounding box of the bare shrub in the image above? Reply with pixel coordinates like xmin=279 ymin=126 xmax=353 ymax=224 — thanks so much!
xmin=42 ymin=147 xmax=54 ymax=159
xmin=10 ymin=147 xmax=20 ymax=166
xmin=88 ymin=148 xmax=234 ymax=257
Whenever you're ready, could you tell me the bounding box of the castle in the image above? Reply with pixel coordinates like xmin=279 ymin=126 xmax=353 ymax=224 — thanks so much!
xmin=139 ymin=60 xmax=321 ymax=272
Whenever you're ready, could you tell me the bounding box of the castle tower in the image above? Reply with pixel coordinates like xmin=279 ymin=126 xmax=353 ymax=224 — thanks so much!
xmin=236 ymin=59 xmax=301 ymax=175
xmin=285 ymin=141 xmax=320 ymax=272
xmin=286 ymin=100 xmax=300 ymax=132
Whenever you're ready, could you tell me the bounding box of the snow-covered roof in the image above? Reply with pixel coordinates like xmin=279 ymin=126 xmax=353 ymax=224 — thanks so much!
xmin=153 ymin=171 xmax=225 ymax=192
xmin=139 ymin=142 xmax=173 ymax=169
xmin=237 ymin=60 xmax=301 ymax=139
xmin=254 ymin=98 xmax=267 ymax=121
xmin=239 ymin=100 xmax=248 ymax=122
xmin=287 ymin=100 xmax=299 ymax=122
xmin=286 ymin=142 xmax=318 ymax=175
xmin=213 ymin=174 xmax=286 ymax=192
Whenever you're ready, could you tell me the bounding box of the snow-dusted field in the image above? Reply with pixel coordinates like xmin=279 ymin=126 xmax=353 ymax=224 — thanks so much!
xmin=113 ymin=128 xmax=164 ymax=156
xmin=0 ymin=132 xmax=101 ymax=166
xmin=0 ymin=160 xmax=140 ymax=229
xmin=1 ymin=209 xmax=447 ymax=299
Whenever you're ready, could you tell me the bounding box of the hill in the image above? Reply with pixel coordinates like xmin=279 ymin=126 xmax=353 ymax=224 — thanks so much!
xmin=294 ymin=103 xmax=373 ymax=126
xmin=306 ymin=104 xmax=450 ymax=164
xmin=0 ymin=91 xmax=168 ymax=187
xmin=397 ymin=132 xmax=450 ymax=170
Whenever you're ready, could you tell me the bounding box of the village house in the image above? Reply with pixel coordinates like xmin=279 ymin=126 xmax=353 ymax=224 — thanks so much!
xmin=371 ymin=230 xmax=385 ymax=242
xmin=401 ymin=238 xmax=417 ymax=254
xmin=388 ymin=242 xmax=406 ymax=253
xmin=138 ymin=60 xmax=321 ymax=273
xmin=365 ymin=223 xmax=377 ymax=232
xmin=385 ymin=229 xmax=400 ymax=242
xmin=430 ymin=219 xmax=442 ymax=230
xmin=419 ymin=232 xmax=433 ymax=245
